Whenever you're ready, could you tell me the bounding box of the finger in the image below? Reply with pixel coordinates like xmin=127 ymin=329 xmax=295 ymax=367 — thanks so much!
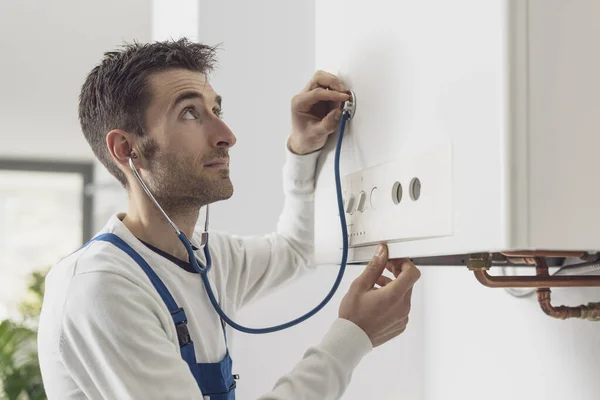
xmin=396 ymin=261 xmax=421 ymax=287
xmin=381 ymin=262 xmax=421 ymax=300
xmin=404 ymin=287 xmax=413 ymax=308
xmin=303 ymin=70 xmax=347 ymax=93
xmin=389 ymin=259 xmax=421 ymax=286
xmin=353 ymin=244 xmax=389 ymax=292
xmin=304 ymin=70 xmax=345 ymax=91
xmin=317 ymin=108 xmax=343 ymax=135
xmin=375 ymin=275 xmax=393 ymax=288
xmin=403 ymin=288 xmax=413 ymax=312
xmin=293 ymin=88 xmax=350 ymax=112
xmin=386 ymin=259 xmax=404 ymax=278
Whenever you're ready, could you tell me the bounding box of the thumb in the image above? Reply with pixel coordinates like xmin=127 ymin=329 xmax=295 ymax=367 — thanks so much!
xmin=356 ymin=244 xmax=388 ymax=292
xmin=318 ymin=108 xmax=343 ymax=135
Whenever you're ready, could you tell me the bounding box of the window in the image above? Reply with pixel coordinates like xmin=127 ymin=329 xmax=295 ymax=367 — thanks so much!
xmin=0 ymin=159 xmax=93 ymax=321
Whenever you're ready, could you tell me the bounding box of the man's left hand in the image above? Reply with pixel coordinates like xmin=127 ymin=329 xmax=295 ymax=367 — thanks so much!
xmin=288 ymin=71 xmax=350 ymax=155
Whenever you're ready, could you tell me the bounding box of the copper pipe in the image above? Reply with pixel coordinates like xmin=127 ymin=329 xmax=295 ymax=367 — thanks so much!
xmin=536 ymin=258 xmax=550 ymax=277
xmin=501 ymin=251 xmax=586 ymax=258
xmin=537 ymin=288 xmax=600 ymax=321
xmin=506 ymin=256 xmax=537 ymax=265
xmin=536 ymin=259 xmax=600 ymax=320
xmin=472 ymin=269 xmax=600 ymax=288
xmin=472 ymin=257 xmax=600 ymax=320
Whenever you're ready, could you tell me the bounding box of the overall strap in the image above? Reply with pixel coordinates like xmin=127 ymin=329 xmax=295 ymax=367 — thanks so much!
xmin=89 ymin=233 xmax=199 ymax=370
xmin=221 ymin=318 xmax=228 ymax=346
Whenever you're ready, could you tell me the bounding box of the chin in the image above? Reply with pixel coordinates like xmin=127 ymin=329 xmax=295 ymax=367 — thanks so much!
xmin=220 ymin=185 xmax=234 ymax=201
xmin=208 ymin=181 xmax=234 ymax=204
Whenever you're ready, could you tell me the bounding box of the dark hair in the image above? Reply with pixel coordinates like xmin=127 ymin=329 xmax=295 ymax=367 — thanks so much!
xmin=78 ymin=38 xmax=218 ymax=186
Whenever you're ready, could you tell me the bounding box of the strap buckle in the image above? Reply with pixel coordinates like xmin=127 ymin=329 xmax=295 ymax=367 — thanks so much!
xmin=171 ymin=307 xmax=192 ymax=347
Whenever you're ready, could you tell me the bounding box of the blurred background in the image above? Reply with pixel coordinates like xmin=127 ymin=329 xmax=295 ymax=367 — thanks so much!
xmin=0 ymin=1 xmax=598 ymax=400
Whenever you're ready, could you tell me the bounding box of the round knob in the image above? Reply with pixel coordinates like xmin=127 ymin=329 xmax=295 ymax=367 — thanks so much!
xmin=392 ymin=181 xmax=403 ymax=205
xmin=410 ymin=178 xmax=421 ymax=201
xmin=370 ymin=187 xmax=380 ymax=210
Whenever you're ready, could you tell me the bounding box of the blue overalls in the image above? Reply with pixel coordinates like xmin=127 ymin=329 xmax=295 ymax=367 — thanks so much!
xmin=88 ymin=233 xmax=237 ymax=399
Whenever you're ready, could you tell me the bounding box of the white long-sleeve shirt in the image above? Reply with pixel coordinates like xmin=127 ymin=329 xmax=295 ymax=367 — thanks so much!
xmin=38 ymin=149 xmax=373 ymax=400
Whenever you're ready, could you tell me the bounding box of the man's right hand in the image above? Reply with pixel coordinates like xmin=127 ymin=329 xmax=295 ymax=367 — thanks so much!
xmin=339 ymin=243 xmax=421 ymax=347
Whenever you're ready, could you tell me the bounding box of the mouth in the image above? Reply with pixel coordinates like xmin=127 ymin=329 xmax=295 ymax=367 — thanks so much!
xmin=204 ymin=158 xmax=230 ymax=168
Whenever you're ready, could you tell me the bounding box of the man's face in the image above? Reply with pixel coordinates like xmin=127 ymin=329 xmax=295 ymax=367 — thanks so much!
xmin=138 ymin=69 xmax=236 ymax=214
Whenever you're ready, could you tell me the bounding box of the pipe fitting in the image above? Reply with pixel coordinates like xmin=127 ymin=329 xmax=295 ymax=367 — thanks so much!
xmin=537 ymin=289 xmax=600 ymax=321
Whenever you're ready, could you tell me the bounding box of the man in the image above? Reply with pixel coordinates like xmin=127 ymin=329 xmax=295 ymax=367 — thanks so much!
xmin=38 ymin=39 xmax=420 ymax=399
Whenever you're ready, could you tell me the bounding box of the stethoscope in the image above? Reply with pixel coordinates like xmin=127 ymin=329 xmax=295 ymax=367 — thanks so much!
xmin=129 ymin=91 xmax=356 ymax=334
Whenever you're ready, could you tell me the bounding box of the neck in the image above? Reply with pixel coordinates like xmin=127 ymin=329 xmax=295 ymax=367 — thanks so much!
xmin=122 ymin=188 xmax=202 ymax=262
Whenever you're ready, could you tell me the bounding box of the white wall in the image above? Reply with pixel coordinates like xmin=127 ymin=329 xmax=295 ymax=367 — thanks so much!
xmin=0 ymin=0 xmax=151 ymax=162
xmin=152 ymin=0 xmax=199 ymax=42
xmin=424 ymin=268 xmax=600 ymax=400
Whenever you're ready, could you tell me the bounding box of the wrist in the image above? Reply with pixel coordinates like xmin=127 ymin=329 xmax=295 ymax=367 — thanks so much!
xmin=318 ymin=318 xmax=373 ymax=367
xmin=287 ymin=135 xmax=323 ymax=155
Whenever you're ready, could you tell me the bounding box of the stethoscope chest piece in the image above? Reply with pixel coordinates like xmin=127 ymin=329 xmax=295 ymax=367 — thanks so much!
xmin=343 ymin=90 xmax=357 ymax=120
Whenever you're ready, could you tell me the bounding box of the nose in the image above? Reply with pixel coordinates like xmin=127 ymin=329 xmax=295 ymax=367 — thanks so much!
xmin=211 ymin=117 xmax=237 ymax=149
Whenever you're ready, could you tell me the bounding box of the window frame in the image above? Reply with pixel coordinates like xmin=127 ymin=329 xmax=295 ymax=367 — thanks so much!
xmin=0 ymin=159 xmax=94 ymax=244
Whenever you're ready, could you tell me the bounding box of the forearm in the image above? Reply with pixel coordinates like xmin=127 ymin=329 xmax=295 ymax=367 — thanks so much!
xmin=275 ymin=147 xmax=321 ymax=255
xmin=222 ymin=148 xmax=322 ymax=309
xmin=258 ymin=319 xmax=372 ymax=400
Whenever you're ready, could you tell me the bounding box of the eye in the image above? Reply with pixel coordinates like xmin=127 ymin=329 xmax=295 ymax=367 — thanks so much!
xmin=182 ymin=108 xmax=198 ymax=120
xmin=213 ymin=107 xmax=223 ymax=119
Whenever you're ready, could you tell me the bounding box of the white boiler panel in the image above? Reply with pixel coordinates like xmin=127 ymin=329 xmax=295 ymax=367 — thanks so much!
xmin=314 ymin=0 xmax=600 ymax=264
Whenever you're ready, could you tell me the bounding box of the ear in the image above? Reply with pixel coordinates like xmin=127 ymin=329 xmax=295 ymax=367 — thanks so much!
xmin=106 ymin=129 xmax=136 ymax=170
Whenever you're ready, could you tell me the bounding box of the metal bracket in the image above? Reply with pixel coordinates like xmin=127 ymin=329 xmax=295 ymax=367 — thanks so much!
xmin=467 ymin=253 xmax=492 ymax=271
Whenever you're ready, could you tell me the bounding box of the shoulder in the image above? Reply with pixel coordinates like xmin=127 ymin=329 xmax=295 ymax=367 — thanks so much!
xmin=40 ymin=237 xmax=171 ymax=356
xmin=49 ymin=235 xmax=150 ymax=285
xmin=202 ymin=229 xmax=275 ymax=255
xmin=45 ymin=236 xmax=167 ymax=324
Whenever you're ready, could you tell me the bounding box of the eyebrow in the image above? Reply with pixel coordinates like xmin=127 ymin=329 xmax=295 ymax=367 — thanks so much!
xmin=172 ymin=90 xmax=223 ymax=110
xmin=173 ymin=90 xmax=204 ymax=109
